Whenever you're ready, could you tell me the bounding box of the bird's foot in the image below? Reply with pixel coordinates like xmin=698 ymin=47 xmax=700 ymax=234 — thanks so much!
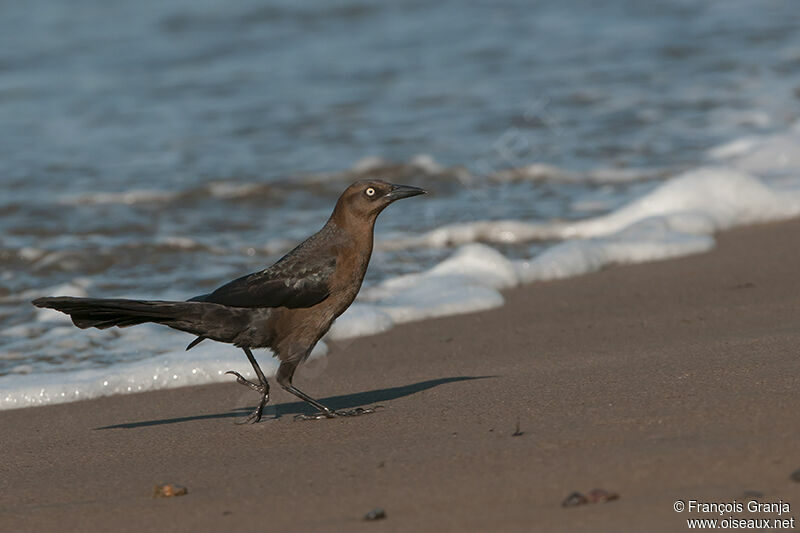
xmin=226 ymin=370 xmax=269 ymax=424
xmin=293 ymin=405 xmax=383 ymax=421
xmin=234 ymin=392 xmax=270 ymax=424
xmin=235 ymin=405 xmax=266 ymax=425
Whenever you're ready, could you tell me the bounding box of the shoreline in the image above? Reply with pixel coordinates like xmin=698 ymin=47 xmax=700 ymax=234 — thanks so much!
xmin=6 ymin=151 xmax=800 ymax=411
xmin=2 ymin=218 xmax=800 ymax=532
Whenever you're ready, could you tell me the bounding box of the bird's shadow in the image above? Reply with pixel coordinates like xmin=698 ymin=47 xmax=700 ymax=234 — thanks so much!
xmin=95 ymin=375 xmax=491 ymax=430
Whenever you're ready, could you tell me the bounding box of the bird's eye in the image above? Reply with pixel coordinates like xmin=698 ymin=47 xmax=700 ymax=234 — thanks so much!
xmin=365 ymin=187 xmax=376 ymax=197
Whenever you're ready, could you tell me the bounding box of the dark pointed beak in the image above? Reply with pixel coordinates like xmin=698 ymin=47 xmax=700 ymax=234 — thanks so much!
xmin=385 ymin=184 xmax=427 ymax=201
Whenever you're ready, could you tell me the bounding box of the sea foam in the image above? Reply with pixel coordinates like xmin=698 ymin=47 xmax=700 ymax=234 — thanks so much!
xmin=0 ymin=332 xmax=327 ymax=410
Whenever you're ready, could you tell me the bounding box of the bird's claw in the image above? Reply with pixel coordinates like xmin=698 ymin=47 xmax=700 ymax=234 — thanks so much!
xmin=226 ymin=370 xmax=269 ymax=424
xmin=293 ymin=411 xmax=336 ymax=421
xmin=293 ymin=405 xmax=383 ymax=421
xmin=235 ymin=410 xmax=263 ymax=425
xmin=225 ymin=370 xmax=266 ymax=393
xmin=336 ymin=405 xmax=383 ymax=417
xmin=234 ymin=394 xmax=270 ymax=424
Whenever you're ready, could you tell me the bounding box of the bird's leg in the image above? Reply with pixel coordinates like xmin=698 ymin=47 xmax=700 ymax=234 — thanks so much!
xmin=284 ymin=384 xmax=337 ymax=420
xmin=226 ymin=347 xmax=270 ymax=424
xmin=288 ymin=384 xmax=380 ymax=421
xmin=276 ymin=362 xmax=380 ymax=421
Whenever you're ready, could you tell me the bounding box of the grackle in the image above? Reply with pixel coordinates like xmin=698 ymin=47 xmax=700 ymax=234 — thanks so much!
xmin=33 ymin=180 xmax=426 ymax=423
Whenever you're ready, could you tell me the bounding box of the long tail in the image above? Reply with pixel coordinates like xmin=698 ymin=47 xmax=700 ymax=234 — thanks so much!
xmin=33 ymin=296 xmax=262 ymax=349
xmin=33 ymin=295 xmax=254 ymax=349
xmin=32 ymin=296 xmax=200 ymax=329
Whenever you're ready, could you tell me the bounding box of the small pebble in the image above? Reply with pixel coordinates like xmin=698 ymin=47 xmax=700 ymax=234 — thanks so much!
xmin=562 ymin=489 xmax=619 ymax=507
xmin=364 ymin=508 xmax=387 ymax=521
xmin=153 ymin=484 xmax=188 ymax=498
xmin=791 ymin=468 xmax=800 ymax=482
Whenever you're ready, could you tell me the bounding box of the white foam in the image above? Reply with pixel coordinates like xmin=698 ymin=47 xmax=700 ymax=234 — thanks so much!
xmin=385 ymin=166 xmax=800 ymax=249
xmin=326 ymin=304 xmax=394 ymax=340
xmin=207 ymin=182 xmax=265 ymax=199
xmin=18 ymin=247 xmax=47 ymax=262
xmin=0 ymin=332 xmax=327 ymax=410
xmin=299 ymin=153 xmax=471 ymax=186
xmin=708 ymin=137 xmax=760 ymax=160
xmin=379 ymin=219 xmax=561 ymax=250
xmin=514 ymin=218 xmax=715 ymax=283
xmin=710 ymin=109 xmax=773 ymax=130
xmin=490 ymin=163 xmax=663 ymax=184
xmin=410 ymin=153 xmax=445 ymax=174
xmin=59 ymin=189 xmax=179 ymax=206
xmin=491 ymin=162 xmax=576 ymax=182
xmin=350 ymin=244 xmax=510 ymax=327
xmin=709 ymin=127 xmax=800 ymax=178
xmin=352 ymin=156 xmax=390 ymax=173
xmin=155 ymin=236 xmax=203 ymax=250
xmin=564 ymin=166 xmax=800 ymax=238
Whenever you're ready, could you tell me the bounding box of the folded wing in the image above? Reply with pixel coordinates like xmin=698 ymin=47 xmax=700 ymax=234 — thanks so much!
xmin=190 ymin=253 xmax=336 ymax=309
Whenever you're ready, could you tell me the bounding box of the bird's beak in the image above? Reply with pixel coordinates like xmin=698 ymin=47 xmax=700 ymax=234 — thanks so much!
xmin=385 ymin=184 xmax=427 ymax=201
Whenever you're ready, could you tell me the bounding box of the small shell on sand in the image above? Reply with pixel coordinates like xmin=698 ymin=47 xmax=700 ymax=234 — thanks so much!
xmin=153 ymin=484 xmax=188 ymax=498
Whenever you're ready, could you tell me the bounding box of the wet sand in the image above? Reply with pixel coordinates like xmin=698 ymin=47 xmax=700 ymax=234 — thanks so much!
xmin=2 ymin=219 xmax=800 ymax=532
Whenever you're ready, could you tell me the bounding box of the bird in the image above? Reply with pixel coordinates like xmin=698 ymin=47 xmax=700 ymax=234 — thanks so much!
xmin=32 ymin=180 xmax=426 ymax=423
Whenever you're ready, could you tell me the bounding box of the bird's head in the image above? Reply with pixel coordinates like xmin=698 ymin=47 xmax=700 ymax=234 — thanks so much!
xmin=333 ymin=179 xmax=426 ymax=223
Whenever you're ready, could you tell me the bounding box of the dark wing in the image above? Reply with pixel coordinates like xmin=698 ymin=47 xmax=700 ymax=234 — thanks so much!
xmin=189 ymin=252 xmax=336 ymax=309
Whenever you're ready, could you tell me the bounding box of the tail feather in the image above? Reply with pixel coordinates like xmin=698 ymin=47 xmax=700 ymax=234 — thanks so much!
xmin=186 ymin=336 xmax=206 ymax=351
xmin=32 ymin=296 xmax=254 ymax=346
xmin=33 ymin=297 xmax=197 ymax=330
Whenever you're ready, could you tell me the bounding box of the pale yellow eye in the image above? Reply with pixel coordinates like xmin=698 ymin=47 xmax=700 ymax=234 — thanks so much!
xmin=365 ymin=187 xmax=376 ymax=197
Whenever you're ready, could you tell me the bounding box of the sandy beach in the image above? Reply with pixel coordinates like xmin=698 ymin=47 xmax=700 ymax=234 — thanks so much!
xmin=2 ymin=218 xmax=800 ymax=532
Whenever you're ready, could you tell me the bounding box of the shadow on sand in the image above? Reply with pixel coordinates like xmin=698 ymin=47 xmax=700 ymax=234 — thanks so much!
xmin=96 ymin=375 xmax=491 ymax=430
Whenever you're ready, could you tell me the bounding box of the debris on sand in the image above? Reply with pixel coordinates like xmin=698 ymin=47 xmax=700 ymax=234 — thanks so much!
xmin=364 ymin=507 xmax=387 ymax=521
xmin=561 ymin=492 xmax=589 ymax=507
xmin=587 ymin=489 xmax=619 ymax=503
xmin=562 ymin=489 xmax=619 ymax=507
xmin=153 ymin=484 xmax=188 ymax=498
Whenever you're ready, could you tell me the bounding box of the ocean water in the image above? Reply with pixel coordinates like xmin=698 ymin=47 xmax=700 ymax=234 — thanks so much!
xmin=2 ymin=0 xmax=800 ymax=409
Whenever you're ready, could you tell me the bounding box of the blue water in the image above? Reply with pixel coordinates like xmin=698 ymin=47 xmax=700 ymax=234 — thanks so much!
xmin=1 ymin=0 xmax=800 ymax=379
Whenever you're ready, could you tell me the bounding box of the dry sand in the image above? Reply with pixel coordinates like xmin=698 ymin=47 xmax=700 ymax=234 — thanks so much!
xmin=2 ymin=219 xmax=800 ymax=532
